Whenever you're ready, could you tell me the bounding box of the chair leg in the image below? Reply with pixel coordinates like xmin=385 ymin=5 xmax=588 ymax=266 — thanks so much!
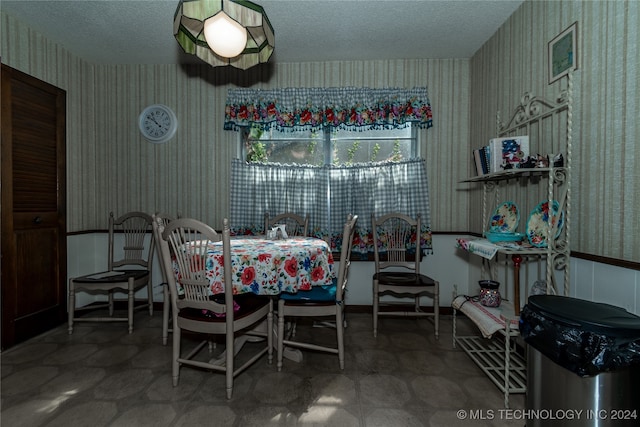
xmin=162 ymin=285 xmax=170 ymax=346
xmin=337 ymin=308 xmax=345 ymax=370
xmin=127 ymin=278 xmax=134 ymax=334
xmin=267 ymin=305 xmax=274 ymax=364
xmin=68 ymin=279 xmax=75 ymax=334
xmin=147 ymin=280 xmax=153 ymax=316
xmin=276 ymin=300 xmax=285 ymax=371
xmin=434 ymin=282 xmax=440 ymax=339
xmin=162 ymin=283 xmax=169 ymax=345
xmin=108 ymin=290 xmax=114 ymax=316
xmin=226 ymin=321 xmax=234 ymax=400
xmin=372 ymin=279 xmax=379 ymax=337
xmin=172 ymin=322 xmax=180 ymax=387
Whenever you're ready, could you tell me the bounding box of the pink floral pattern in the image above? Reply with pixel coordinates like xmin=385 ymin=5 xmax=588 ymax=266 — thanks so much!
xmin=177 ymin=237 xmax=335 ymax=296
xmin=489 ymin=201 xmax=519 ymax=233
xmin=526 ymin=200 xmax=564 ymax=247
xmin=224 ymin=87 xmax=433 ymax=131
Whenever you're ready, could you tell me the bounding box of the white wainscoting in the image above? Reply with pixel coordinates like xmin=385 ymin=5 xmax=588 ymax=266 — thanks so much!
xmin=67 ymin=234 xmax=640 ymax=315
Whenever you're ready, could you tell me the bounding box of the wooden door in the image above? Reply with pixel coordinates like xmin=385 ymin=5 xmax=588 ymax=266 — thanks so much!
xmin=1 ymin=64 xmax=67 ymax=350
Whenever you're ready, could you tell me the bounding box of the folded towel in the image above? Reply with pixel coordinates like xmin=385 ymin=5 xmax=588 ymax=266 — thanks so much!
xmin=452 ymin=295 xmax=519 ymax=338
xmin=455 ymin=238 xmax=499 ymax=259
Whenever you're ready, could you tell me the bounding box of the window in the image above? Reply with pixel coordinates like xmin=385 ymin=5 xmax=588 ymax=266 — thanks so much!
xmin=241 ymin=126 xmax=418 ymax=165
xmin=232 ymin=125 xmax=431 ymax=255
xmin=226 ymin=86 xmax=433 ymax=254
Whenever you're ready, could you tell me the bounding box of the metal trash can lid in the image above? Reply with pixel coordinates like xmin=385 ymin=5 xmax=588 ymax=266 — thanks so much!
xmin=527 ymin=295 xmax=640 ymax=338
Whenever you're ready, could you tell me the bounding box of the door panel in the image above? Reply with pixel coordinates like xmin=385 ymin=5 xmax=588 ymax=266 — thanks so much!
xmin=1 ymin=64 xmax=67 ymax=350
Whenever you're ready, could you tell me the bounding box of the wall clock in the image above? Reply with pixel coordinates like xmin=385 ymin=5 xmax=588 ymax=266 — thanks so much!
xmin=138 ymin=104 xmax=178 ymax=143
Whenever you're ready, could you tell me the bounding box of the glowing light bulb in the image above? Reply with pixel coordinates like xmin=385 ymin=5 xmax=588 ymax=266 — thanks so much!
xmin=203 ymin=12 xmax=247 ymax=58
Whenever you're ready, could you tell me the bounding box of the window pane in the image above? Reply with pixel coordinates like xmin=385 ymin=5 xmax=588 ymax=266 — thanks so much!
xmin=242 ymin=125 xmax=414 ymax=165
xmin=331 ymin=127 xmax=412 ymax=164
xmin=243 ymin=127 xmax=324 ymax=165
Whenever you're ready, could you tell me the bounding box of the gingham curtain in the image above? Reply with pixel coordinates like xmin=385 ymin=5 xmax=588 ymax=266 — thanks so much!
xmin=230 ymin=158 xmax=433 ymax=254
xmin=230 ymin=159 xmax=327 ymax=236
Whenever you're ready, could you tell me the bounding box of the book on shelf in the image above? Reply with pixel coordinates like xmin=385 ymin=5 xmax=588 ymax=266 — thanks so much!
xmin=473 ymin=146 xmax=491 ymax=176
xmin=473 ymin=149 xmax=485 ymax=176
xmin=489 ymin=136 xmax=529 ymax=172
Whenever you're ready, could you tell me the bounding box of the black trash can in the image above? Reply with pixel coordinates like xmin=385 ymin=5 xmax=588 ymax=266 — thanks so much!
xmin=520 ymin=295 xmax=640 ymax=427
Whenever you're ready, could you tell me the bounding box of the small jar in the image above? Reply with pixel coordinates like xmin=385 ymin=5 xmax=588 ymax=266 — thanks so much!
xmin=478 ymin=279 xmax=501 ymax=307
xmin=480 ymin=288 xmax=501 ymax=307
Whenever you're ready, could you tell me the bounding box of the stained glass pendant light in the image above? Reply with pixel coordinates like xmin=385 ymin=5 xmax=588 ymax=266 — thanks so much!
xmin=174 ymin=0 xmax=275 ymax=70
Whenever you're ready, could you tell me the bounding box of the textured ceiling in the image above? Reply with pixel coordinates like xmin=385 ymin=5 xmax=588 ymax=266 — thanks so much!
xmin=1 ymin=0 xmax=525 ymax=65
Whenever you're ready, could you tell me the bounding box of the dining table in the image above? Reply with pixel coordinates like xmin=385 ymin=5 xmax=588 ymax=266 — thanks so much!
xmin=183 ymin=235 xmax=335 ymax=296
xmin=173 ymin=235 xmax=336 ymax=364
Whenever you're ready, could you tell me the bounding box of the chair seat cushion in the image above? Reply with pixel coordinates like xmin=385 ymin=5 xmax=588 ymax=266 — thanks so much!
xmin=178 ymin=293 xmax=270 ymax=322
xmin=279 ymin=280 xmax=337 ymax=302
xmin=373 ymin=272 xmax=436 ymax=287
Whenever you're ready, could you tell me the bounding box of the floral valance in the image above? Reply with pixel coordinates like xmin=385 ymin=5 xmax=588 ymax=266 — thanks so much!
xmin=224 ymin=87 xmax=433 ymax=132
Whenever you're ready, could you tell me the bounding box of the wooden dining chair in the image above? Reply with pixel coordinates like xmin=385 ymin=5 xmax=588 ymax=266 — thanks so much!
xmin=264 ymin=212 xmax=310 ymax=237
xmin=155 ymin=217 xmax=273 ymax=399
xmin=68 ymin=211 xmax=154 ymax=334
xmin=276 ymin=214 xmax=358 ymax=370
xmin=153 ymin=212 xmax=177 ymax=345
xmin=371 ymin=212 xmax=439 ymax=339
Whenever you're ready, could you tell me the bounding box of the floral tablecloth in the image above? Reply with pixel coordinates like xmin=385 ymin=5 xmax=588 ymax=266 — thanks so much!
xmin=180 ymin=237 xmax=335 ymax=296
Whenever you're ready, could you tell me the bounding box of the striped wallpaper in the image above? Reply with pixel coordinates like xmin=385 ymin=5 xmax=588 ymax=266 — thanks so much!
xmin=1 ymin=0 xmax=638 ymax=264
xmin=470 ymin=0 xmax=639 ymax=264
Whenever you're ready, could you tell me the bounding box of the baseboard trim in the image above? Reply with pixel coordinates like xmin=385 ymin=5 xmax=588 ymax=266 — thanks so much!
xmin=346 ymin=304 xmax=453 ymax=316
xmin=80 ymin=301 xmax=454 ymax=316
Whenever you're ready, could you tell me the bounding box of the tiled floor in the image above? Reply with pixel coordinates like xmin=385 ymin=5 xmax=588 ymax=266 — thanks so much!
xmin=1 ymin=310 xmax=525 ymax=426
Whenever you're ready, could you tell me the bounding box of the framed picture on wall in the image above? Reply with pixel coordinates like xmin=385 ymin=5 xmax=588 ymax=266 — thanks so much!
xmin=548 ymin=22 xmax=578 ymax=84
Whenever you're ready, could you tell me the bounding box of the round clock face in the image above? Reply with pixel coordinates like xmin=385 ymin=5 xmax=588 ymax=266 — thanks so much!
xmin=139 ymin=104 xmax=178 ymax=143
